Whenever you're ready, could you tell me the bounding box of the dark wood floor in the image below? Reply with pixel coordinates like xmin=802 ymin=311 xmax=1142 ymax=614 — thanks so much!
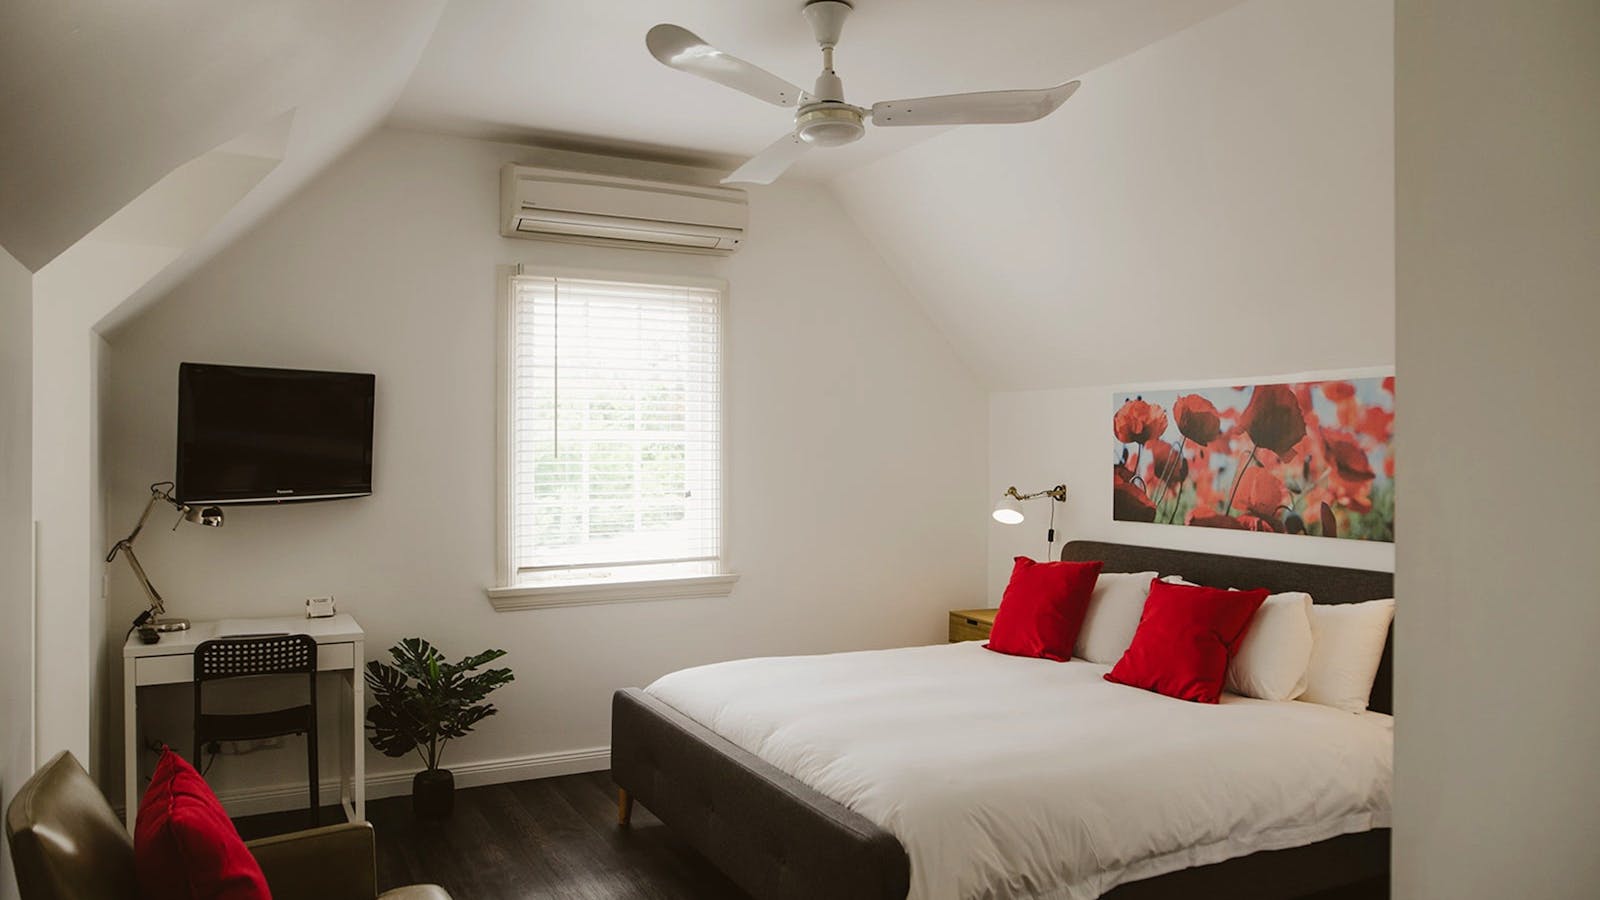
xmin=235 ymin=770 xmax=748 ymax=899
xmin=237 ymin=774 xmax=1387 ymax=900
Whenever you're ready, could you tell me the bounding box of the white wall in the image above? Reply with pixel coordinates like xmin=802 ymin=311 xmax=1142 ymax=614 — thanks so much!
xmin=102 ymin=128 xmax=988 ymax=806
xmin=20 ymin=2 xmax=443 ymax=783
xmin=1 ymin=247 xmax=35 ymax=900
xmin=835 ymin=0 xmax=1394 ymax=391
xmin=988 ymin=378 xmax=1395 ymax=600
xmin=953 ymin=0 xmax=1397 ymax=597
xmin=30 ymin=144 xmax=288 ymax=770
xmin=1394 ymin=2 xmax=1600 ymax=897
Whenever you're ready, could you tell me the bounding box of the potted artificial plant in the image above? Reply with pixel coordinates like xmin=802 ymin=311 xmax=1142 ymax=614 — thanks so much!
xmin=365 ymin=637 xmax=514 ymax=818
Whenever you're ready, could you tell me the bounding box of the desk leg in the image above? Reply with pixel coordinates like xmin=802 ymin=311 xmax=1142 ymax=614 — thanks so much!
xmin=340 ymin=640 xmax=366 ymax=822
xmin=123 ymin=657 xmax=138 ymax=833
xmin=353 ymin=639 xmax=365 ymax=820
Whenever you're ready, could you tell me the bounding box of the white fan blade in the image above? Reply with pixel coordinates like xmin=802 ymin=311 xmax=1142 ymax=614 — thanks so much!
xmin=647 ymin=24 xmax=805 ymax=108
xmin=870 ymin=80 xmax=1080 ymax=127
xmin=722 ymin=132 xmax=812 ymax=185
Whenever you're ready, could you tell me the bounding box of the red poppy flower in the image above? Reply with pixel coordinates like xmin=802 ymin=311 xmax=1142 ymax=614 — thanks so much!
xmin=1190 ymin=453 xmax=1222 ymax=510
xmin=1321 ymin=428 xmax=1376 ymax=483
xmin=1172 ymin=394 xmax=1222 ymax=445
xmin=1113 ymin=465 xmax=1158 ymax=523
xmin=1237 ymin=384 xmax=1307 ymax=456
xmin=1188 ymin=510 xmax=1249 ymax=530
xmin=1357 ymin=405 xmax=1394 ymax=444
xmin=1382 ymin=376 xmax=1395 ymax=395
xmin=1320 ymin=381 xmax=1356 ymax=402
xmin=1237 ymin=514 xmax=1283 ymax=533
xmin=1234 ymin=467 xmax=1288 ymax=518
xmin=1329 ymin=479 xmax=1373 ymax=513
xmin=1148 ymin=441 xmax=1189 ymax=487
xmin=1384 ymin=454 xmax=1395 ymax=479
xmin=1113 ymin=398 xmax=1168 ymax=445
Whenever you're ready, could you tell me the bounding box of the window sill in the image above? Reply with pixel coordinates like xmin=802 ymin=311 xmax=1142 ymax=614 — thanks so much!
xmin=486 ymin=572 xmax=740 ymax=611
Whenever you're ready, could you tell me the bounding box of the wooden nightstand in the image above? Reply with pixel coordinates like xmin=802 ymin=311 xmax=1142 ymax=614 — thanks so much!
xmin=948 ymin=608 xmax=999 ymax=643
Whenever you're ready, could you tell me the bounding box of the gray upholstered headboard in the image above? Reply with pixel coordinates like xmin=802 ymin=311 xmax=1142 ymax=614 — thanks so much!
xmin=1059 ymin=540 xmax=1395 ymax=715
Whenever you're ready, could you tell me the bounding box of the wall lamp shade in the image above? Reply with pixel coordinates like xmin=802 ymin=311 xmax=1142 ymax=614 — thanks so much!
xmin=992 ymin=493 xmax=1025 ymax=524
xmin=184 ymin=505 xmax=225 ymax=527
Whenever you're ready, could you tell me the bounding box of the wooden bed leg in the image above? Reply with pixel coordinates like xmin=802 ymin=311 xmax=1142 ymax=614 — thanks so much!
xmin=617 ymin=787 xmax=634 ymax=827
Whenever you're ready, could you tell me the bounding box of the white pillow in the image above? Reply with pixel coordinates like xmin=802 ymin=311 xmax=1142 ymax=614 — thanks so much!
xmin=1299 ymin=598 xmax=1395 ymax=713
xmin=1074 ymin=572 xmax=1157 ymax=664
xmin=1226 ymin=592 xmax=1314 ymax=701
xmin=1159 ymin=577 xmax=1314 ymax=701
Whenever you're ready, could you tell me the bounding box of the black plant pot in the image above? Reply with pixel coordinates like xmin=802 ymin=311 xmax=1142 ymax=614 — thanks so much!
xmin=413 ymin=768 xmax=455 ymax=819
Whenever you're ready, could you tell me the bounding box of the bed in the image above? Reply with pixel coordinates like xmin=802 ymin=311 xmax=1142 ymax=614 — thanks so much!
xmin=611 ymin=541 xmax=1394 ymax=900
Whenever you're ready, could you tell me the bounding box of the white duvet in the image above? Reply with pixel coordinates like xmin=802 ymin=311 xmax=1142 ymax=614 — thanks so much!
xmin=645 ymin=641 xmax=1391 ymax=900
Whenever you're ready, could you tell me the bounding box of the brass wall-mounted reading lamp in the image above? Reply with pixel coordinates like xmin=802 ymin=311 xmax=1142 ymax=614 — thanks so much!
xmin=105 ymin=481 xmax=224 ymax=633
xmin=991 ymin=484 xmax=1068 ymax=561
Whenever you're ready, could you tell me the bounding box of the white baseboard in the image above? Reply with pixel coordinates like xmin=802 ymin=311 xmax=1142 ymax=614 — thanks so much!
xmin=187 ymin=745 xmax=611 ymax=820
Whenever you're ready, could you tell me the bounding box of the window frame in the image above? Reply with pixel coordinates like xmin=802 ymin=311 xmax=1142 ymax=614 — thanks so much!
xmin=489 ymin=264 xmax=738 ymax=610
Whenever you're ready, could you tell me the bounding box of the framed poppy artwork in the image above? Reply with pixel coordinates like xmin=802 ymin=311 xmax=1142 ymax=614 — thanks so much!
xmin=1112 ymin=376 xmax=1394 ymax=542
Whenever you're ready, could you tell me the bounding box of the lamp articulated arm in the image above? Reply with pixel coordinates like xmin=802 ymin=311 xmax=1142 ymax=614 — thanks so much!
xmin=1001 ymin=484 xmax=1068 ymax=504
xmin=106 ymin=484 xmax=180 ymax=618
xmin=106 ymin=482 xmax=223 ymax=631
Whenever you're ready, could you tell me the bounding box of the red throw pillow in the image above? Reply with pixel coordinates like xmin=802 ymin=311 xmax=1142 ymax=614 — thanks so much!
xmin=134 ymin=748 xmax=271 ymax=900
xmin=1105 ymin=580 xmax=1269 ymax=703
xmin=985 ymin=557 xmax=1103 ymax=661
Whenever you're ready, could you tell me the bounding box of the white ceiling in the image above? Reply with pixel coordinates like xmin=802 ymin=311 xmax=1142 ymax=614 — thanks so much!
xmin=389 ymin=0 xmax=1246 ymax=178
xmin=0 ymin=0 xmax=446 ymax=272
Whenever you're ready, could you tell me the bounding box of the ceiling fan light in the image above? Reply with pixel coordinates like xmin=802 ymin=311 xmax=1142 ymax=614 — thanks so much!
xmin=795 ymin=105 xmax=864 ymax=147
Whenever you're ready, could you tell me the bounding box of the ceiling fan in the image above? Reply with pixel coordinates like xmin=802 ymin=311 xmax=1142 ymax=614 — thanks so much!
xmin=646 ymin=0 xmax=1081 ymax=185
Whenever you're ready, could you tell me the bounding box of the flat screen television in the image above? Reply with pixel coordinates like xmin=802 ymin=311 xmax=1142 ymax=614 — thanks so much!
xmin=176 ymin=362 xmax=375 ymax=505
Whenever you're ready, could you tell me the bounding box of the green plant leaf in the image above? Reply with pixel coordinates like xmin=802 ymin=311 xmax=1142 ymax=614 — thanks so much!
xmin=364 ymin=639 xmax=513 ymax=770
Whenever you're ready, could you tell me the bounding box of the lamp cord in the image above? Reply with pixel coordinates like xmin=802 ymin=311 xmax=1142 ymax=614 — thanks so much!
xmin=1046 ymin=499 xmax=1057 ymax=561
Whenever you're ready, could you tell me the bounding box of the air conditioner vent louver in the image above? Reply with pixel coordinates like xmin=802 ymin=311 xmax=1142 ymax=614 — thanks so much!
xmin=501 ymin=164 xmax=747 ymax=255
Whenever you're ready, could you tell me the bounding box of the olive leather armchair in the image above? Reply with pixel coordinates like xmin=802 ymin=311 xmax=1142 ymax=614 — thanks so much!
xmin=5 ymin=752 xmax=449 ymax=900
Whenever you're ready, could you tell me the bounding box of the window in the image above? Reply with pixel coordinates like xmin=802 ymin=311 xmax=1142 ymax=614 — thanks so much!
xmin=491 ymin=268 xmax=736 ymax=609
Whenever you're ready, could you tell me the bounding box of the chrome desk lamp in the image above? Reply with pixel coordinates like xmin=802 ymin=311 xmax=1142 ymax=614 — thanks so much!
xmin=106 ymin=481 xmax=223 ymax=632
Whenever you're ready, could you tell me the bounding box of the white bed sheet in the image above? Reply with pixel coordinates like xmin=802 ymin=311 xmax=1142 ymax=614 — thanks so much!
xmin=645 ymin=641 xmax=1391 ymax=900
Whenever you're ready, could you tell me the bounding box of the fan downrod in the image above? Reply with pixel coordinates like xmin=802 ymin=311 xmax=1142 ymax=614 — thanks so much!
xmin=795 ymin=1 xmax=863 ymax=147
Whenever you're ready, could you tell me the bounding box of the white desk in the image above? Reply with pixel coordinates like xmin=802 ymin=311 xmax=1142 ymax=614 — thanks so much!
xmin=122 ymin=614 xmax=365 ymax=831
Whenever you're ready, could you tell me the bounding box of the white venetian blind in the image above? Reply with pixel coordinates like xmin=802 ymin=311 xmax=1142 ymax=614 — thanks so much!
xmin=509 ymin=273 xmax=723 ymax=581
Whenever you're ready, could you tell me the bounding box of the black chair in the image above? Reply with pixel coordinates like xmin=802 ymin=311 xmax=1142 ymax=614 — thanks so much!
xmin=193 ymin=634 xmax=320 ymax=826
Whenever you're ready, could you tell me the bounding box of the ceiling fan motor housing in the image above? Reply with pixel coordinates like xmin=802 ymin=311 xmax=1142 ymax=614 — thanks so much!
xmin=795 ymin=102 xmax=864 ymax=146
xmin=796 ymin=3 xmax=861 ymax=147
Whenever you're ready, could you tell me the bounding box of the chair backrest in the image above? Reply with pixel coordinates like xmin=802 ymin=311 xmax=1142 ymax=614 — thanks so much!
xmin=5 ymin=752 xmax=136 ymax=900
xmin=194 ymin=633 xmax=318 ymax=681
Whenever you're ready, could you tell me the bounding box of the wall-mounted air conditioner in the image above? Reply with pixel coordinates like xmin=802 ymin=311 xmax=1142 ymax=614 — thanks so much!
xmin=500 ymin=164 xmax=747 ymax=255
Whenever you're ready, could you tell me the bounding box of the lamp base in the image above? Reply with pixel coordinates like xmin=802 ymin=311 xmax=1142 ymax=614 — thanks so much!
xmin=149 ymin=616 xmax=190 ymax=633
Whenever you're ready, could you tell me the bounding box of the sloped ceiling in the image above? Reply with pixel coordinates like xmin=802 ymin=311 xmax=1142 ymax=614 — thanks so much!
xmin=389 ymin=0 xmax=1245 ymax=178
xmin=35 ymin=0 xmax=1391 ymax=397
xmin=0 ymin=0 xmax=446 ymax=272
xmin=833 ymin=0 xmax=1395 ymax=390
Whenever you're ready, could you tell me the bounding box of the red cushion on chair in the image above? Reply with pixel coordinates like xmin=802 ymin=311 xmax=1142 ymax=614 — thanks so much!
xmin=134 ymin=749 xmax=271 ymax=900
xmin=985 ymin=557 xmax=1104 ymax=661
xmin=1105 ymin=580 xmax=1269 ymax=703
